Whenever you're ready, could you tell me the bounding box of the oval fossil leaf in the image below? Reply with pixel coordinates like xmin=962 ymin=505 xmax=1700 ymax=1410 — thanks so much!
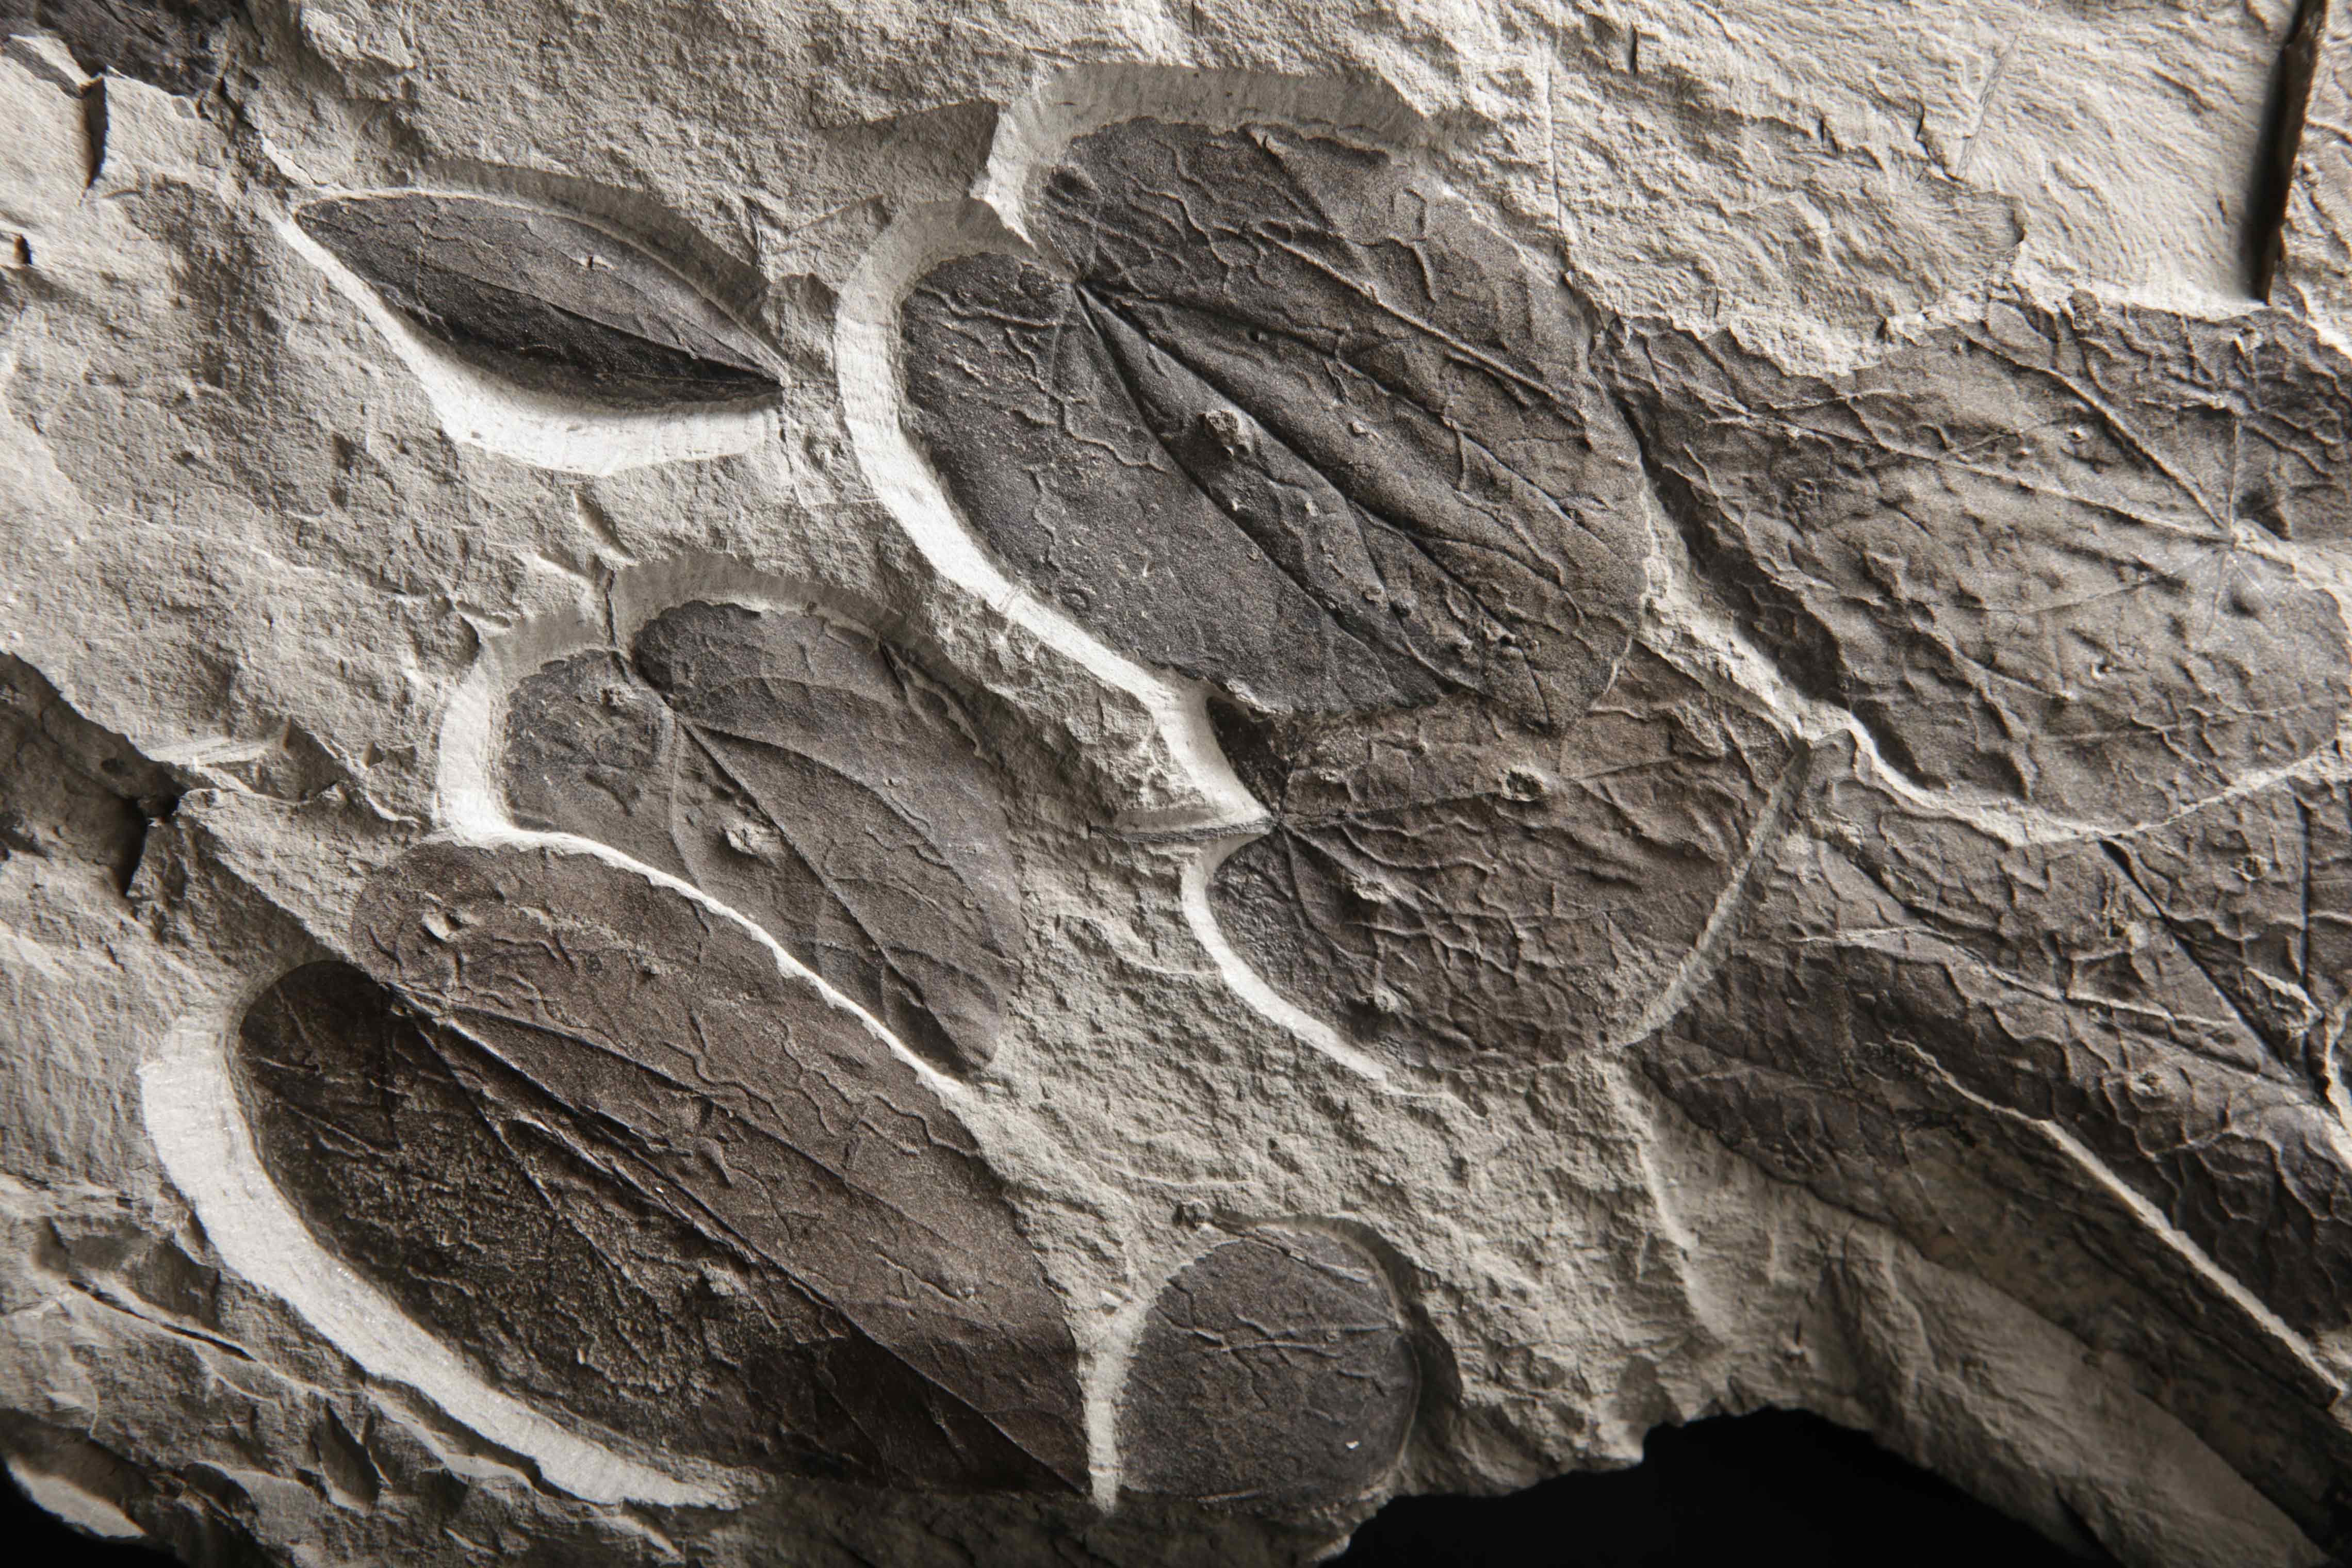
xmin=1211 ymin=646 xmax=1795 ymax=1067
xmin=901 ymin=118 xmax=1649 ymax=731
xmin=1601 ymin=293 xmax=2352 ymax=826
xmin=297 ymin=193 xmax=777 ymax=408
xmin=236 ymin=960 xmax=999 ymax=1482
xmin=1118 ymin=1225 xmax=1416 ymax=1516
xmin=501 ymin=598 xmax=1025 ymax=1074
xmin=1643 ymin=753 xmax=2352 ymax=1349
xmin=237 ymin=840 xmax=1085 ymax=1490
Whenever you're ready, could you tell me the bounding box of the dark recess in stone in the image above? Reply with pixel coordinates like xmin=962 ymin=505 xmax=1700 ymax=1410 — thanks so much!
xmin=1119 ymin=1225 xmax=1416 ymax=1516
xmin=235 ymin=842 xmax=1085 ymax=1491
xmin=0 ymin=1470 xmax=167 ymax=1567
xmin=1333 ymin=1409 xmax=2120 ymax=1566
xmin=0 ymin=654 xmax=181 ymax=895
xmin=296 ymin=193 xmax=778 ymax=407
xmin=502 ymin=598 xmax=1025 ymax=1074
xmin=1207 ymin=648 xmax=1792 ymax=1067
xmin=902 ymin=118 xmax=1649 ymax=731
xmin=2248 ymin=0 xmax=2330 ymax=298
xmin=0 ymin=1413 xmax=277 ymax=1568
xmin=0 ymin=1 xmax=241 ymax=96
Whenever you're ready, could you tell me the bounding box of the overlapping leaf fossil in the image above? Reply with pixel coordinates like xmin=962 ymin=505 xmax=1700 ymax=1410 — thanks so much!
xmin=1117 ymin=1224 xmax=1417 ymax=1517
xmin=1606 ymin=294 xmax=2352 ymax=1443
xmin=297 ymin=192 xmax=778 ymax=407
xmin=900 ymin=118 xmax=1652 ymax=731
xmin=233 ymin=841 xmax=1085 ymax=1490
xmin=896 ymin=109 xmax=2352 ymax=1398
xmin=1643 ymin=755 xmax=2352 ymax=1390
xmin=501 ymin=599 xmax=1025 ymax=1074
xmin=900 ymin=116 xmax=1738 ymax=1068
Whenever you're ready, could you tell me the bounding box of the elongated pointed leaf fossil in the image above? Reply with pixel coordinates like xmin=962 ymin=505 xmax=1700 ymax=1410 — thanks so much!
xmin=501 ymin=598 xmax=1024 ymax=1074
xmin=900 ymin=118 xmax=1650 ymax=731
xmin=1645 ymin=753 xmax=2352 ymax=1355
xmin=1602 ymin=294 xmax=2352 ymax=826
xmin=1118 ymin=1225 xmax=1416 ymax=1516
xmin=1211 ymin=646 xmax=1795 ymax=1066
xmin=297 ymin=193 xmax=777 ymax=407
xmin=235 ymin=841 xmax=1084 ymax=1490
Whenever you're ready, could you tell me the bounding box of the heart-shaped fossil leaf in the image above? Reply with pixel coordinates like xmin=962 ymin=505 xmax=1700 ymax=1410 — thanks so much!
xmin=1211 ymin=645 xmax=1795 ymax=1067
xmin=1118 ymin=1224 xmax=1416 ymax=1516
xmin=236 ymin=841 xmax=1084 ymax=1490
xmin=297 ymin=193 xmax=777 ymax=407
xmin=1602 ymin=295 xmax=2352 ymax=826
xmin=500 ymin=598 xmax=1025 ymax=1074
xmin=900 ymin=118 xmax=1649 ymax=731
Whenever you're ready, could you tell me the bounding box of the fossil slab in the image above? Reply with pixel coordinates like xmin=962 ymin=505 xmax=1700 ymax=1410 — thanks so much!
xmin=6 ymin=7 xmax=2352 ymax=1568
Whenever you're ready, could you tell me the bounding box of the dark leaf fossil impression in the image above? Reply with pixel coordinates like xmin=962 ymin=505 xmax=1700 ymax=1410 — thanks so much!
xmin=896 ymin=116 xmax=1803 ymax=1071
xmin=894 ymin=122 xmax=2352 ymax=1508
xmin=502 ymin=598 xmax=1026 ymax=1074
xmin=1603 ymin=295 xmax=2352 ymax=827
xmin=1118 ymin=1224 xmax=1416 ymax=1516
xmin=252 ymin=110 xmax=2352 ymax=1520
xmin=1211 ymin=647 xmax=1796 ymax=1067
xmin=1644 ymin=755 xmax=2352 ymax=1369
xmin=1604 ymin=292 xmax=2352 ymax=1389
xmin=901 ymin=118 xmax=1652 ymax=732
xmin=234 ymin=841 xmax=1085 ymax=1491
xmin=1 ymin=0 xmax=243 ymax=96
xmin=297 ymin=193 xmax=778 ymax=407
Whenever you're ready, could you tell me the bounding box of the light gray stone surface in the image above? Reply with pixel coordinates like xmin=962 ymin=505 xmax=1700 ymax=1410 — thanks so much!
xmin=3 ymin=4 xmax=2350 ymax=1565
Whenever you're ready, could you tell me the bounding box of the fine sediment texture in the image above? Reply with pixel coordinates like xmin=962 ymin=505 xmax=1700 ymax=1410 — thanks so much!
xmin=0 ymin=654 xmax=179 ymax=897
